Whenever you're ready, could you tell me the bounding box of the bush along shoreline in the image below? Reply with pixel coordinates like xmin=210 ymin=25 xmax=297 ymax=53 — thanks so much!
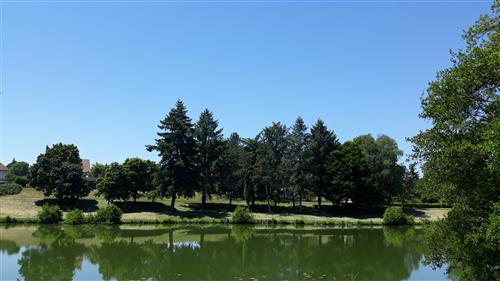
xmin=0 ymin=205 xmax=419 ymax=226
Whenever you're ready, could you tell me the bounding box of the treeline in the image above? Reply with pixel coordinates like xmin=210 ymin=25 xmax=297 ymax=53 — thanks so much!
xmin=143 ymin=100 xmax=417 ymax=211
xmin=25 ymin=100 xmax=422 ymax=212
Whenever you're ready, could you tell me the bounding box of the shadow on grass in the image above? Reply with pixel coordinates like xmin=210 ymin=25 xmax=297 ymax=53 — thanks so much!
xmin=188 ymin=202 xmax=386 ymax=219
xmin=33 ymin=198 xmax=427 ymax=220
xmin=35 ymin=199 xmax=99 ymax=212
xmin=114 ymin=201 xmax=228 ymax=219
xmin=403 ymin=208 xmax=427 ymax=218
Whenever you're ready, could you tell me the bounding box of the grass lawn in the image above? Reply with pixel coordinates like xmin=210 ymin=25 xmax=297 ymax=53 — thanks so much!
xmin=0 ymin=188 xmax=449 ymax=224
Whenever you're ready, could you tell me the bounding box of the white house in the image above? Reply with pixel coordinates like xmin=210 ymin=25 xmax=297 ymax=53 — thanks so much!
xmin=0 ymin=163 xmax=8 ymax=182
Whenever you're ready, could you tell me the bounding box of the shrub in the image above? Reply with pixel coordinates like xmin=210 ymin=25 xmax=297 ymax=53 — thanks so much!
xmin=0 ymin=183 xmax=22 ymax=196
xmin=383 ymin=207 xmax=414 ymax=225
xmin=64 ymin=209 xmax=85 ymax=225
xmin=231 ymin=206 xmax=255 ymax=224
xmin=38 ymin=204 xmax=63 ymax=224
xmin=94 ymin=205 xmax=123 ymax=224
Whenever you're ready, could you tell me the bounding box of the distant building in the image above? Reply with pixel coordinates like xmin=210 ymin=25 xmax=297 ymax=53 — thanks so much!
xmin=82 ymin=159 xmax=91 ymax=176
xmin=0 ymin=163 xmax=8 ymax=182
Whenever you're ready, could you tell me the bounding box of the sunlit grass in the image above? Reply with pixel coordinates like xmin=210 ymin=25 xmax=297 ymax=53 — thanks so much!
xmin=0 ymin=188 xmax=448 ymax=225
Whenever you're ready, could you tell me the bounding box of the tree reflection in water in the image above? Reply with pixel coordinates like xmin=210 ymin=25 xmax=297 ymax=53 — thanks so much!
xmin=0 ymin=225 xmax=437 ymax=281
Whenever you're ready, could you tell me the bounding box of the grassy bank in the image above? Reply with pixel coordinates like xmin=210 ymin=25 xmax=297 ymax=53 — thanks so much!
xmin=0 ymin=215 xmax=395 ymax=226
xmin=0 ymin=188 xmax=448 ymax=226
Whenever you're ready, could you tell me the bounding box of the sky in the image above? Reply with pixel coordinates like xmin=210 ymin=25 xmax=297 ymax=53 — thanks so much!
xmin=0 ymin=0 xmax=493 ymax=165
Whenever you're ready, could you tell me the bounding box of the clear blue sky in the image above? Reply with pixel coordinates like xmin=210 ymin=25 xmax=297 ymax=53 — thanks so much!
xmin=1 ymin=0 xmax=492 ymax=165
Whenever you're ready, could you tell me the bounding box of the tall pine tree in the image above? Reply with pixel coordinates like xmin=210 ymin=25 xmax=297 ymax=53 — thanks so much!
xmin=195 ymin=109 xmax=224 ymax=209
xmin=219 ymin=132 xmax=243 ymax=205
xmin=305 ymin=119 xmax=340 ymax=209
xmin=288 ymin=117 xmax=309 ymax=210
xmin=146 ymin=100 xmax=198 ymax=208
xmin=261 ymin=122 xmax=289 ymax=210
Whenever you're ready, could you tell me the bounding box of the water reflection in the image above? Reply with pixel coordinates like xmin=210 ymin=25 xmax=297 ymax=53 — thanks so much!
xmin=0 ymin=225 xmax=449 ymax=281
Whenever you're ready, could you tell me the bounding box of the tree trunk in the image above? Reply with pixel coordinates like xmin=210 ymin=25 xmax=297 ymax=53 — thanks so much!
xmin=200 ymin=233 xmax=205 ymax=247
xmin=266 ymin=184 xmax=271 ymax=213
xmin=169 ymin=230 xmax=174 ymax=252
xmin=317 ymin=193 xmax=322 ymax=210
xmin=229 ymin=192 xmax=233 ymax=206
xmin=292 ymin=198 xmax=296 ymax=208
xmin=202 ymin=189 xmax=207 ymax=211
xmin=299 ymin=193 xmax=303 ymax=212
xmin=171 ymin=194 xmax=176 ymax=209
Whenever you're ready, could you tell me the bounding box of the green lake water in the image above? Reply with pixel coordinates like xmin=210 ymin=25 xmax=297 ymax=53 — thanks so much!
xmin=0 ymin=225 xmax=451 ymax=281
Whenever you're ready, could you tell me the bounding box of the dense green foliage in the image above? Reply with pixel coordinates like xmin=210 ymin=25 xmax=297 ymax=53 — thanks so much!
xmin=96 ymin=162 xmax=129 ymax=202
xmin=64 ymin=209 xmax=85 ymax=225
xmin=383 ymin=207 xmax=414 ymax=225
xmin=89 ymin=162 xmax=109 ymax=179
xmin=29 ymin=143 xmax=90 ymax=200
xmin=93 ymin=205 xmax=123 ymax=224
xmin=37 ymin=204 xmax=63 ymax=224
xmin=288 ymin=117 xmax=309 ymax=210
xmin=96 ymin=159 xmax=157 ymax=203
xmin=142 ymin=100 xmax=413 ymax=212
xmin=122 ymin=158 xmax=158 ymax=202
xmin=410 ymin=2 xmax=500 ymax=280
xmin=0 ymin=183 xmax=22 ymax=196
xmin=305 ymin=120 xmax=340 ymax=209
xmin=218 ymin=132 xmax=243 ymax=205
xmin=6 ymin=160 xmax=30 ymax=186
xmin=231 ymin=206 xmax=255 ymax=224
xmin=195 ymin=109 xmax=224 ymax=209
xmin=147 ymin=100 xmax=199 ymax=208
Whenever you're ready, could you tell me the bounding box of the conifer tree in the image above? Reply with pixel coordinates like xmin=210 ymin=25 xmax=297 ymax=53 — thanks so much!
xmin=261 ymin=122 xmax=289 ymax=210
xmin=219 ymin=132 xmax=243 ymax=205
xmin=147 ymin=100 xmax=198 ymax=208
xmin=288 ymin=117 xmax=309 ymax=210
xmin=194 ymin=109 xmax=224 ymax=209
xmin=305 ymin=119 xmax=340 ymax=209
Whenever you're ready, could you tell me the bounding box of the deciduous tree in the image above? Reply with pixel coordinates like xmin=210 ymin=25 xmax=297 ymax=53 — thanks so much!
xmin=96 ymin=162 xmax=129 ymax=203
xmin=30 ymin=143 xmax=90 ymax=200
xmin=122 ymin=158 xmax=158 ymax=202
xmin=410 ymin=2 xmax=499 ymax=279
xmin=6 ymin=160 xmax=30 ymax=186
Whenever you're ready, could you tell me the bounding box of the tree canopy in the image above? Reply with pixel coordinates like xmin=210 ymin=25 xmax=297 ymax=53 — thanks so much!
xmin=410 ymin=2 xmax=500 ymax=279
xmin=29 ymin=143 xmax=90 ymax=200
xmin=6 ymin=160 xmax=30 ymax=187
xmin=194 ymin=109 xmax=224 ymax=209
xmin=146 ymin=99 xmax=198 ymax=208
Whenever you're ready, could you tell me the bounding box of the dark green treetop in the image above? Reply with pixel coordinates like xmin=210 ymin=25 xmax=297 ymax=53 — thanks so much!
xmin=96 ymin=162 xmax=129 ymax=203
xmin=6 ymin=160 xmax=30 ymax=186
xmin=195 ymin=109 xmax=224 ymax=209
xmin=305 ymin=119 xmax=340 ymax=209
xmin=410 ymin=2 xmax=499 ymax=279
xmin=30 ymin=143 xmax=89 ymax=200
xmin=146 ymin=99 xmax=198 ymax=208
xmin=122 ymin=158 xmax=158 ymax=202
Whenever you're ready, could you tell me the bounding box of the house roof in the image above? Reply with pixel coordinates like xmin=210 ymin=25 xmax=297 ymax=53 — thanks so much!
xmin=82 ymin=159 xmax=91 ymax=173
xmin=0 ymin=163 xmax=8 ymax=171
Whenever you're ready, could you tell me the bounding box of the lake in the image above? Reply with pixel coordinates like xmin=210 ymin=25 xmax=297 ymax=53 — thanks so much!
xmin=0 ymin=225 xmax=451 ymax=281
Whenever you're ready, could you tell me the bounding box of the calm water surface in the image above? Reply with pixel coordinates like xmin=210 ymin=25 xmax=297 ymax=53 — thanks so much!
xmin=0 ymin=225 xmax=451 ymax=281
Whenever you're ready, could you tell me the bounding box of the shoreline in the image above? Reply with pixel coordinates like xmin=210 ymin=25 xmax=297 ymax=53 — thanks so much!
xmin=0 ymin=215 xmax=430 ymax=226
